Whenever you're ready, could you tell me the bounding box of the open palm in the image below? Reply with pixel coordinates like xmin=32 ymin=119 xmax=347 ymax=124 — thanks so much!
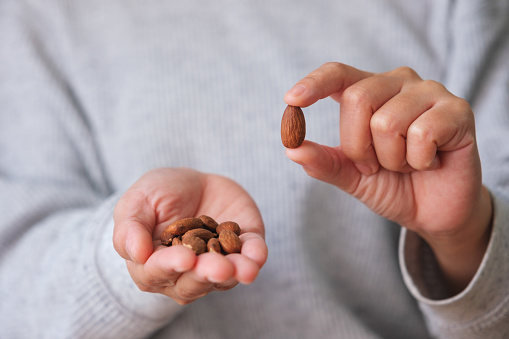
xmin=113 ymin=167 xmax=267 ymax=304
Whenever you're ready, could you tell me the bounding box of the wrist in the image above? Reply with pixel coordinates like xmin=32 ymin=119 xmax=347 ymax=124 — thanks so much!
xmin=420 ymin=186 xmax=493 ymax=295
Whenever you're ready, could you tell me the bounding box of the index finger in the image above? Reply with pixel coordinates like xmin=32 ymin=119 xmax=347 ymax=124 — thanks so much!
xmin=284 ymin=62 xmax=373 ymax=107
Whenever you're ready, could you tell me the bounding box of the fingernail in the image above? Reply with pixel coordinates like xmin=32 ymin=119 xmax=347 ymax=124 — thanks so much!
xmin=355 ymin=163 xmax=374 ymax=176
xmin=286 ymin=84 xmax=306 ymax=98
xmin=126 ymin=237 xmax=134 ymax=261
xmin=208 ymin=276 xmax=224 ymax=284
xmin=174 ymin=266 xmax=188 ymax=273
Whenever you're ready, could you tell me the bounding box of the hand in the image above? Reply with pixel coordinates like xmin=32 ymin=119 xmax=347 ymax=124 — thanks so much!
xmin=113 ymin=168 xmax=267 ymax=304
xmin=284 ymin=63 xmax=493 ymax=294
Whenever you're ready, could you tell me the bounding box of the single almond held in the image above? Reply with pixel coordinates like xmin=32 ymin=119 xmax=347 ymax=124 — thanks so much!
xmin=281 ymin=105 xmax=306 ymax=148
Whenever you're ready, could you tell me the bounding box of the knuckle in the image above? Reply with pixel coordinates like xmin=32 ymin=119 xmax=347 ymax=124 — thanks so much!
xmin=420 ymin=79 xmax=446 ymax=93
xmin=407 ymin=123 xmax=432 ymax=144
xmin=370 ymin=112 xmax=401 ymax=137
xmin=392 ymin=66 xmax=420 ymax=79
xmin=443 ymin=97 xmax=474 ymax=122
xmin=342 ymin=85 xmax=371 ymax=107
xmin=305 ymin=62 xmax=349 ymax=86
xmin=301 ymin=74 xmax=319 ymax=88
xmin=322 ymin=61 xmax=346 ymax=72
xmin=304 ymin=62 xmax=344 ymax=81
xmin=454 ymin=98 xmax=473 ymax=116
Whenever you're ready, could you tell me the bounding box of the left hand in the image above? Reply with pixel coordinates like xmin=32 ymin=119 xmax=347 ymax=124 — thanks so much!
xmin=284 ymin=62 xmax=493 ymax=293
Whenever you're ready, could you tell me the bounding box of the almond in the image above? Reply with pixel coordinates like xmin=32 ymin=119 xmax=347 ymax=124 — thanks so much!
xmin=281 ymin=105 xmax=306 ymax=148
xmin=162 ymin=217 xmax=203 ymax=237
xmin=182 ymin=236 xmax=207 ymax=255
xmin=160 ymin=216 xmax=244 ymax=255
xmin=161 ymin=233 xmax=174 ymax=246
xmin=207 ymin=238 xmax=222 ymax=253
xmin=216 ymin=221 xmax=241 ymax=236
xmin=218 ymin=229 xmax=242 ymax=254
xmin=161 ymin=217 xmax=204 ymax=246
xmin=198 ymin=215 xmax=219 ymax=232
xmin=182 ymin=228 xmax=215 ymax=243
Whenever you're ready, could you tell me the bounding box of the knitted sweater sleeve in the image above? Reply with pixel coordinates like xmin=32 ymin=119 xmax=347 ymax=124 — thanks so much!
xmin=399 ymin=1 xmax=509 ymax=338
xmin=0 ymin=1 xmax=182 ymax=338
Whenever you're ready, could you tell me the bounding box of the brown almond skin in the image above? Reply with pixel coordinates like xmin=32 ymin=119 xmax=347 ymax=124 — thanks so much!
xmin=207 ymin=238 xmax=222 ymax=253
xmin=182 ymin=228 xmax=215 ymax=243
xmin=216 ymin=221 xmax=241 ymax=236
xmin=198 ymin=215 xmax=219 ymax=232
xmin=162 ymin=217 xmax=204 ymax=237
xmin=218 ymin=229 xmax=242 ymax=254
xmin=281 ymin=105 xmax=306 ymax=148
xmin=161 ymin=233 xmax=174 ymax=246
xmin=182 ymin=236 xmax=207 ymax=255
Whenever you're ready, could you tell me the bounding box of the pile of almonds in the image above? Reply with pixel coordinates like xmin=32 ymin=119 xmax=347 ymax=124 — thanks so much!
xmin=160 ymin=215 xmax=242 ymax=255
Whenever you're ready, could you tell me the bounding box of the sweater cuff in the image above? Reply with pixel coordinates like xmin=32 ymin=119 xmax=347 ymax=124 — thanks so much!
xmin=399 ymin=194 xmax=509 ymax=335
xmin=80 ymin=194 xmax=183 ymax=337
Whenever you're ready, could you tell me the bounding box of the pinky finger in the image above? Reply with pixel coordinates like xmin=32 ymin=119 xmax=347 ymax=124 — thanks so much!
xmin=406 ymin=119 xmax=440 ymax=171
xmin=239 ymin=232 xmax=268 ymax=268
xmin=406 ymin=101 xmax=475 ymax=171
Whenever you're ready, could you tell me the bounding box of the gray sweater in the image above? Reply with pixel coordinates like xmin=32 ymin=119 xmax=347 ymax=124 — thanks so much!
xmin=1 ymin=0 xmax=509 ymax=338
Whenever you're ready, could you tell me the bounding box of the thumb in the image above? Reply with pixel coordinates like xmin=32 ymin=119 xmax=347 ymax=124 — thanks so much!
xmin=113 ymin=191 xmax=156 ymax=264
xmin=285 ymin=141 xmax=361 ymax=194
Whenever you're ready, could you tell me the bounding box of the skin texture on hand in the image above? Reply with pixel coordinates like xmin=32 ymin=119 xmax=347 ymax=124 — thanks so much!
xmin=113 ymin=168 xmax=267 ymax=304
xmin=284 ymin=62 xmax=493 ymax=295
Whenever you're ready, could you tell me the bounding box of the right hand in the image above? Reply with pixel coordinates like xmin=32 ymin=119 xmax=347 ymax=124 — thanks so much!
xmin=284 ymin=63 xmax=491 ymax=293
xmin=113 ymin=168 xmax=267 ymax=304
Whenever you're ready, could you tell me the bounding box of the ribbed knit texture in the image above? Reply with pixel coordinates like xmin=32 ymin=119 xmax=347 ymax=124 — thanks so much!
xmin=1 ymin=0 xmax=509 ymax=338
